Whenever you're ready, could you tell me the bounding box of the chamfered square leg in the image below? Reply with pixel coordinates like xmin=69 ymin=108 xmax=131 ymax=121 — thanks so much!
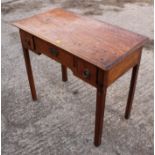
xmin=94 ymin=85 xmax=107 ymax=146
xmin=125 ymin=64 xmax=140 ymax=119
xmin=61 ymin=64 xmax=68 ymax=82
xmin=22 ymin=47 xmax=37 ymax=101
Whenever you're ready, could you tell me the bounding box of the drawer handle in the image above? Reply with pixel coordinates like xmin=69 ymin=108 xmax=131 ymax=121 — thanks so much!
xmin=82 ymin=69 xmax=90 ymax=79
xmin=50 ymin=48 xmax=59 ymax=57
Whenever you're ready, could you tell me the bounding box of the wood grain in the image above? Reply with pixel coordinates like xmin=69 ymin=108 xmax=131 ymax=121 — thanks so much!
xmin=15 ymin=8 xmax=149 ymax=147
xmin=13 ymin=8 xmax=148 ymax=70
xmin=94 ymin=69 xmax=107 ymax=146
xmin=74 ymin=58 xmax=97 ymax=86
xmin=34 ymin=37 xmax=74 ymax=69
xmin=105 ymin=48 xmax=142 ymax=86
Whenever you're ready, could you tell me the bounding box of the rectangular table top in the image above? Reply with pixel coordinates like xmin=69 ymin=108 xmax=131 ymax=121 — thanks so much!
xmin=13 ymin=8 xmax=148 ymax=70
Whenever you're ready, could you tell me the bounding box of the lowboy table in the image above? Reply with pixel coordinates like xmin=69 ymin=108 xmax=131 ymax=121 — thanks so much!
xmin=13 ymin=8 xmax=148 ymax=146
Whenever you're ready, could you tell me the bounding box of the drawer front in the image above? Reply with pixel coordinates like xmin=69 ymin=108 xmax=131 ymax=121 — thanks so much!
xmin=20 ymin=30 xmax=34 ymax=50
xmin=76 ymin=59 xmax=97 ymax=86
xmin=34 ymin=37 xmax=73 ymax=68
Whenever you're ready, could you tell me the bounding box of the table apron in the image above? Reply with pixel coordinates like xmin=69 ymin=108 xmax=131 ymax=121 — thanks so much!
xmin=20 ymin=29 xmax=142 ymax=88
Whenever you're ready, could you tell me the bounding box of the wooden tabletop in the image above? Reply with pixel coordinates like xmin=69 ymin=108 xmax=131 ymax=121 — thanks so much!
xmin=13 ymin=8 xmax=148 ymax=70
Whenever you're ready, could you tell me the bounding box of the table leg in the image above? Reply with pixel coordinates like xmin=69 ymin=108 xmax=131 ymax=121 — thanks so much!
xmin=94 ymin=85 xmax=107 ymax=146
xmin=61 ymin=64 xmax=68 ymax=82
xmin=22 ymin=47 xmax=37 ymax=101
xmin=125 ymin=64 xmax=140 ymax=119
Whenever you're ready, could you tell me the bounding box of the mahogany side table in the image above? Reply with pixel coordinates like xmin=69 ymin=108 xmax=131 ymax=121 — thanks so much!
xmin=13 ymin=8 xmax=148 ymax=146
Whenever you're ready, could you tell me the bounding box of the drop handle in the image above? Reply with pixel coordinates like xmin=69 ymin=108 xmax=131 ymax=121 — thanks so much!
xmin=82 ymin=69 xmax=90 ymax=79
xmin=49 ymin=48 xmax=59 ymax=57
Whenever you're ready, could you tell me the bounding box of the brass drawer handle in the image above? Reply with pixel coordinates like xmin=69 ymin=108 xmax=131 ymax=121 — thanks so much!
xmin=49 ymin=48 xmax=59 ymax=57
xmin=82 ymin=69 xmax=90 ymax=79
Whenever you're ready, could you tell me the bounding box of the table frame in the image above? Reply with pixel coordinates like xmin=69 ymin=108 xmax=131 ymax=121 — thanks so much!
xmin=20 ymin=29 xmax=142 ymax=146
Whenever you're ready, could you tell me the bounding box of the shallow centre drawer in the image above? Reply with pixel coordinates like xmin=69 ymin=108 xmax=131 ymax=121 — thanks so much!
xmin=34 ymin=37 xmax=73 ymax=68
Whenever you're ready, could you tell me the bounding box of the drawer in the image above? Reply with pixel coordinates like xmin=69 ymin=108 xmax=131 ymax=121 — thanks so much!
xmin=20 ymin=30 xmax=34 ymax=50
xmin=34 ymin=37 xmax=73 ymax=68
xmin=76 ymin=59 xmax=97 ymax=86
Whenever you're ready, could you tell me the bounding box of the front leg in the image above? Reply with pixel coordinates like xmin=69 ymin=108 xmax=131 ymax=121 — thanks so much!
xmin=61 ymin=64 xmax=68 ymax=82
xmin=22 ymin=47 xmax=37 ymax=101
xmin=94 ymin=84 xmax=107 ymax=146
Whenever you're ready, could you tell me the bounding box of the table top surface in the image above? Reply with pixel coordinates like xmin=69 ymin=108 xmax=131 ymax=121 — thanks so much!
xmin=13 ymin=8 xmax=148 ymax=70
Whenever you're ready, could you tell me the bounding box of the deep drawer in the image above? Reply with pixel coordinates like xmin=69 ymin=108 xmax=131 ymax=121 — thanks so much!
xmin=75 ymin=59 xmax=97 ymax=86
xmin=20 ymin=30 xmax=34 ymax=50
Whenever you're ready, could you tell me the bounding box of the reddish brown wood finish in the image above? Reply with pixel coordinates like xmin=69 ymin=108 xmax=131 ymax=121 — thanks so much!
xmin=20 ymin=30 xmax=34 ymax=50
xmin=125 ymin=63 xmax=141 ymax=119
xmin=13 ymin=8 xmax=148 ymax=71
xmin=105 ymin=48 xmax=142 ymax=86
xmin=34 ymin=37 xmax=74 ymax=69
xmin=94 ymin=70 xmax=107 ymax=146
xmin=73 ymin=58 xmax=97 ymax=87
xmin=61 ymin=65 xmax=68 ymax=82
xmin=22 ymin=47 xmax=37 ymax=101
xmin=13 ymin=8 xmax=148 ymax=147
